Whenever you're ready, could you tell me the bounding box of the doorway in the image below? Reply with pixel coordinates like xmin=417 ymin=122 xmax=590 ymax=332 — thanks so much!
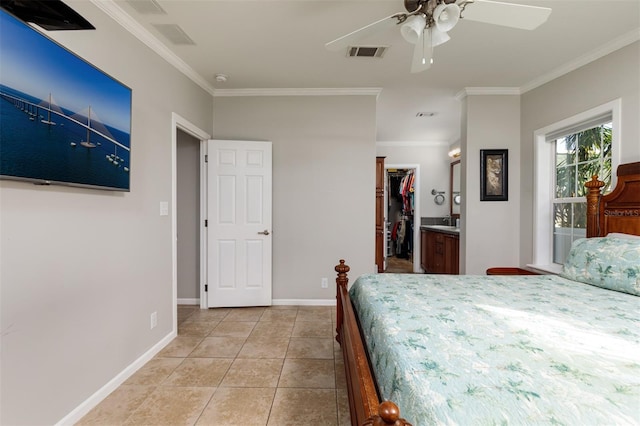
xmin=172 ymin=113 xmax=210 ymax=332
xmin=384 ymin=164 xmax=421 ymax=273
xmin=176 ymin=129 xmax=201 ymax=305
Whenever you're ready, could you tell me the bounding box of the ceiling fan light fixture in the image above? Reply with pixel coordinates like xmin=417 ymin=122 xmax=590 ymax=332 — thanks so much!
xmin=434 ymin=2 xmax=461 ymax=33
xmin=430 ymin=27 xmax=451 ymax=47
xmin=400 ymin=14 xmax=426 ymax=44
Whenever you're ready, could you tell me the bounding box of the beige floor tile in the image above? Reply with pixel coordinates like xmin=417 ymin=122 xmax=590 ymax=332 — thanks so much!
xmin=178 ymin=307 xmax=198 ymax=324
xmin=296 ymin=307 xmax=332 ymax=322
xmin=196 ymin=387 xmax=276 ymax=426
xmin=156 ymin=336 xmax=203 ymax=358
xmin=223 ymin=307 xmax=266 ymax=322
xmin=237 ymin=336 xmax=290 ymax=359
xmin=209 ymin=321 xmax=256 ymax=338
xmin=278 ymin=358 xmax=335 ymax=388
xmin=264 ymin=305 xmax=299 ymax=310
xmin=220 ymin=358 xmax=284 ymax=388
xmin=334 ymin=356 xmax=347 ymax=390
xmin=124 ymin=386 xmax=215 ymax=426
xmin=184 ymin=309 xmax=231 ymax=323
xmin=267 ymin=388 xmax=337 ymax=426
xmin=125 ymin=358 xmax=184 ymax=386
xmin=292 ymin=320 xmax=333 ymax=338
xmin=298 ymin=306 xmax=332 ymax=312
xmin=76 ymin=385 xmax=155 ymax=425
xmin=189 ymin=336 xmax=246 ymax=358
xmin=336 ymin=388 xmax=352 ymax=426
xmin=162 ymin=358 xmax=233 ymax=387
xmin=259 ymin=309 xmax=298 ymax=322
xmin=286 ymin=338 xmax=334 ymax=359
xmin=178 ymin=321 xmax=219 ymax=337
xmin=249 ymin=321 xmax=294 ymax=339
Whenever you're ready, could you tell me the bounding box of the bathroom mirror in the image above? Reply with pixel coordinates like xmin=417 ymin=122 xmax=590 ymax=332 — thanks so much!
xmin=450 ymin=160 xmax=460 ymax=217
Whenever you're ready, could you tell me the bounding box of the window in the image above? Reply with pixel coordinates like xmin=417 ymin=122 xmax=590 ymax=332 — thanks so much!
xmin=532 ymin=100 xmax=620 ymax=273
xmin=552 ymin=122 xmax=612 ymax=264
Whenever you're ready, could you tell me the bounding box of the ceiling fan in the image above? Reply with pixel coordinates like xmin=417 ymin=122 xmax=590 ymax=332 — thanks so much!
xmin=325 ymin=0 xmax=552 ymax=73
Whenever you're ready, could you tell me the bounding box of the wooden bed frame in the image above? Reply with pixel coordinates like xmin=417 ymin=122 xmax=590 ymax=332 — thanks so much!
xmin=335 ymin=161 xmax=640 ymax=426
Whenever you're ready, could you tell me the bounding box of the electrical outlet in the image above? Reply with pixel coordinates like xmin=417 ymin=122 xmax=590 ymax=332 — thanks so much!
xmin=321 ymin=277 xmax=328 ymax=288
xmin=150 ymin=311 xmax=157 ymax=330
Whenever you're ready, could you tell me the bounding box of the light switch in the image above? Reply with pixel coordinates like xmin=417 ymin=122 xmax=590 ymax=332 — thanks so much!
xmin=160 ymin=201 xmax=169 ymax=216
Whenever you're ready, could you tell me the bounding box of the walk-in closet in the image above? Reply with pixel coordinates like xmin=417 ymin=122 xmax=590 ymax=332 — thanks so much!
xmin=385 ymin=168 xmax=414 ymax=273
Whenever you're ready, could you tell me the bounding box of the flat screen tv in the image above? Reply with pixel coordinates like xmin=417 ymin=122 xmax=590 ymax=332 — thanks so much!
xmin=0 ymin=9 xmax=132 ymax=191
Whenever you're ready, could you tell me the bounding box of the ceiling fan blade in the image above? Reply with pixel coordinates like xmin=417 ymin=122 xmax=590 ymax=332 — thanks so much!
xmin=411 ymin=28 xmax=432 ymax=73
xmin=460 ymin=0 xmax=551 ymax=30
xmin=325 ymin=14 xmax=403 ymax=51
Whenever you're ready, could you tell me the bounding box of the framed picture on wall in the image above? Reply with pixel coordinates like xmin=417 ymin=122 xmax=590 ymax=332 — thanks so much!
xmin=480 ymin=149 xmax=508 ymax=201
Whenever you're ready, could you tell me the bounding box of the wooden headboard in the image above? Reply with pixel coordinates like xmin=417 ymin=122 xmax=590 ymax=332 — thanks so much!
xmin=586 ymin=161 xmax=640 ymax=237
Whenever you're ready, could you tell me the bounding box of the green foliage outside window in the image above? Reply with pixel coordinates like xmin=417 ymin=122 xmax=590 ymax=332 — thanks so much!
xmin=553 ymin=123 xmax=611 ymax=264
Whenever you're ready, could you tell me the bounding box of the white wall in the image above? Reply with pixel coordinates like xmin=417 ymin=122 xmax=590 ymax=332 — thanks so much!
xmin=461 ymin=95 xmax=521 ymax=274
xmin=375 ymin=143 xmax=451 ymax=219
xmin=177 ymin=130 xmax=201 ymax=302
xmin=519 ymin=42 xmax=640 ymax=265
xmin=0 ymin=3 xmax=213 ymax=424
xmin=212 ymin=95 xmax=377 ymax=300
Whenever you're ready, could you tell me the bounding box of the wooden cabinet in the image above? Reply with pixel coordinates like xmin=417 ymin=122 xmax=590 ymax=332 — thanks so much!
xmin=421 ymin=229 xmax=459 ymax=274
xmin=375 ymin=157 xmax=385 ymax=273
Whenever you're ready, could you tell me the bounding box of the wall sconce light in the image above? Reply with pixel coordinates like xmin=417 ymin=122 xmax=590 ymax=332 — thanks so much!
xmin=448 ymin=148 xmax=461 ymax=158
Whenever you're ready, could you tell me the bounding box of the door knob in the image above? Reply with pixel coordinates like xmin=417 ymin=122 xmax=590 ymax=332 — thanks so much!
xmin=258 ymin=230 xmax=270 ymax=235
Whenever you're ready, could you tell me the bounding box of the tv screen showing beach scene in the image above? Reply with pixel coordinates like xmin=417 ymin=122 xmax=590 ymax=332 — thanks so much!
xmin=0 ymin=9 xmax=132 ymax=191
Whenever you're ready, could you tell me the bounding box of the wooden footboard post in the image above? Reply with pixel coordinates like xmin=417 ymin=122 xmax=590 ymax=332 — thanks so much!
xmin=364 ymin=401 xmax=413 ymax=426
xmin=335 ymin=259 xmax=350 ymax=344
xmin=586 ymin=175 xmax=605 ymax=237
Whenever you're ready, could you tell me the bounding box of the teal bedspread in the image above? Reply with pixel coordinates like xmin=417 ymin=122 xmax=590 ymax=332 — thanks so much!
xmin=349 ymin=274 xmax=640 ymax=425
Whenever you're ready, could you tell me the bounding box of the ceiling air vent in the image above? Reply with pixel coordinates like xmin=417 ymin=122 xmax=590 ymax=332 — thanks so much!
xmin=126 ymin=0 xmax=166 ymax=15
xmin=348 ymin=46 xmax=387 ymax=58
xmin=152 ymin=23 xmax=195 ymax=45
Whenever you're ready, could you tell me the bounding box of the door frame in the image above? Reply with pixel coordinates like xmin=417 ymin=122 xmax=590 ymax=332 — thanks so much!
xmin=171 ymin=113 xmax=211 ymax=330
xmin=384 ymin=163 xmax=421 ymax=273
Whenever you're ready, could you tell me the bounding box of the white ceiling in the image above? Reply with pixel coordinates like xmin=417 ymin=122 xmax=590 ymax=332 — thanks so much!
xmin=102 ymin=0 xmax=639 ymax=144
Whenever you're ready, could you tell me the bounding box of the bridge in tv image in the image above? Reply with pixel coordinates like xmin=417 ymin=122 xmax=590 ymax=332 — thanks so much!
xmin=0 ymin=87 xmax=131 ymax=190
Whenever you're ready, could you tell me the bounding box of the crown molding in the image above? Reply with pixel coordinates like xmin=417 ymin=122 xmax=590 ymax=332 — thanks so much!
xmin=89 ymin=0 xmax=215 ymax=96
xmin=521 ymin=28 xmax=640 ymax=94
xmin=454 ymin=87 xmax=521 ymax=101
xmin=91 ymin=1 xmax=638 ymax=105
xmin=213 ymin=88 xmax=383 ymax=98
xmin=455 ymin=29 xmax=640 ymax=100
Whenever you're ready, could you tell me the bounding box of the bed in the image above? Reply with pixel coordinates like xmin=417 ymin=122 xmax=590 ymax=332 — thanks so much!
xmin=335 ymin=162 xmax=640 ymax=426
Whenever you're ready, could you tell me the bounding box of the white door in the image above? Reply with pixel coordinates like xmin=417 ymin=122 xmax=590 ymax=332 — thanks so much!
xmin=206 ymin=140 xmax=272 ymax=308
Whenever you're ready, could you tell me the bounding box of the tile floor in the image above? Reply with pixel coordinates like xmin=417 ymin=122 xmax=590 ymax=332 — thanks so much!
xmin=384 ymin=255 xmax=414 ymax=273
xmin=77 ymin=305 xmax=351 ymax=426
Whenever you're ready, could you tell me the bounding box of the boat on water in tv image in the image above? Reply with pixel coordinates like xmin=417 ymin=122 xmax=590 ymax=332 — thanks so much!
xmin=0 ymin=9 xmax=132 ymax=191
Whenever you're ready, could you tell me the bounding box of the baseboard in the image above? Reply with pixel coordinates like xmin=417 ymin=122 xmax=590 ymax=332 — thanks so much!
xmin=177 ymin=298 xmax=200 ymax=305
xmin=272 ymin=299 xmax=336 ymax=306
xmin=55 ymin=329 xmax=177 ymax=425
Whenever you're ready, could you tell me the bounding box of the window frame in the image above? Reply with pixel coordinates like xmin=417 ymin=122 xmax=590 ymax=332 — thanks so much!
xmin=531 ymin=99 xmax=621 ymax=274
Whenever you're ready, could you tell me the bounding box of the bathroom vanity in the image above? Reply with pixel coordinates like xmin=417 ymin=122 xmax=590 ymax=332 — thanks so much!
xmin=420 ymin=225 xmax=459 ymax=274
